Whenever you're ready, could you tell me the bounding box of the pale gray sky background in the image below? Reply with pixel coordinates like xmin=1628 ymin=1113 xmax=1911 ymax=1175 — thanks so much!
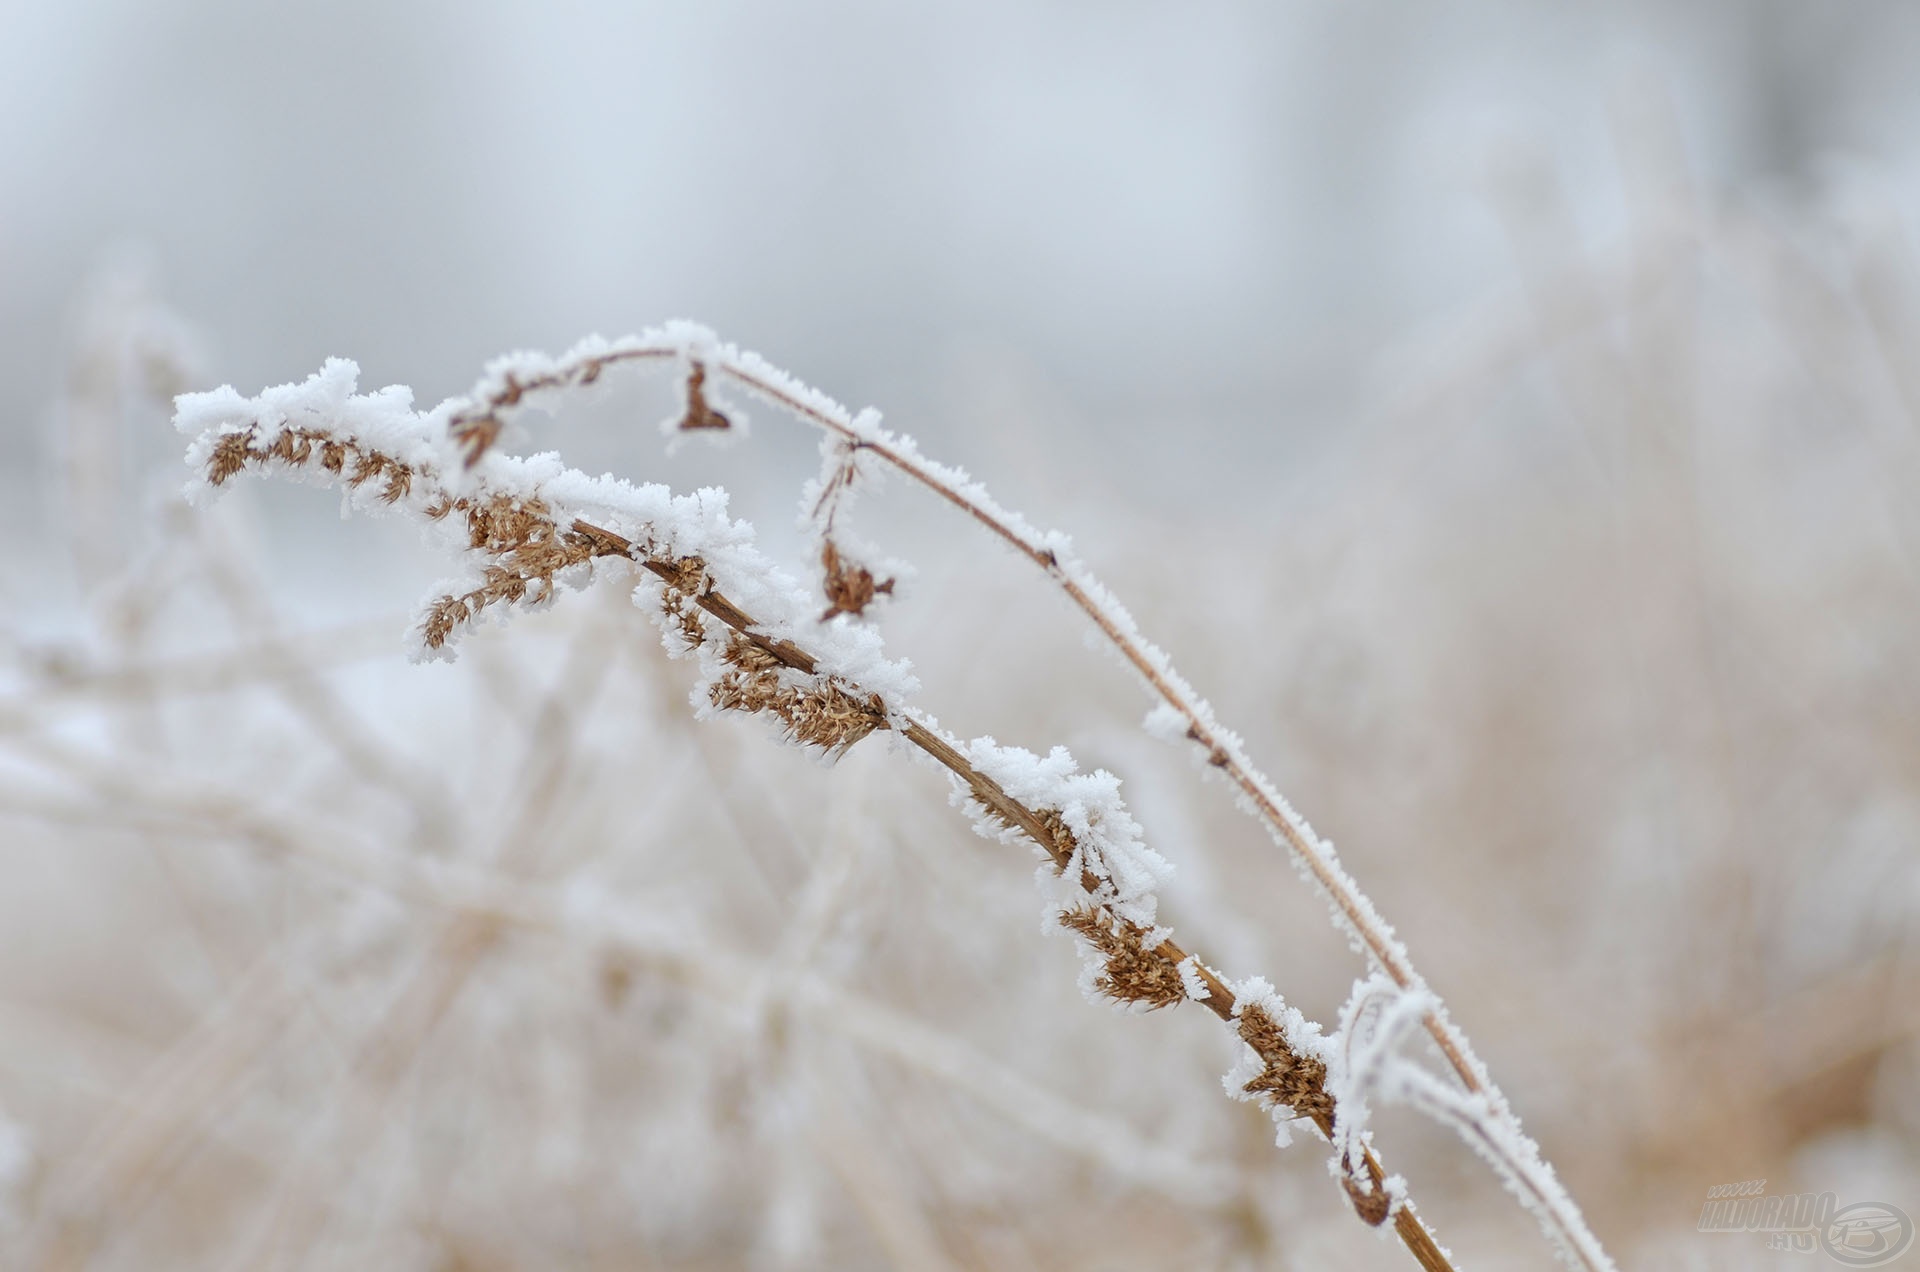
xmin=5 ymin=2 xmax=1919 ymax=564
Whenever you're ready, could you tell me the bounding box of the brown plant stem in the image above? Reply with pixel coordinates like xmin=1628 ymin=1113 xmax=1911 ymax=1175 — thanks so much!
xmin=568 ymin=515 xmax=1456 ymax=1272
xmin=208 ymin=397 xmax=1471 ymax=1269
xmin=452 ymin=346 xmax=1480 ymax=1092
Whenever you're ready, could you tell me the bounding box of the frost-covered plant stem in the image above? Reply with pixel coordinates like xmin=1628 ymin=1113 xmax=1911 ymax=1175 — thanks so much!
xmin=444 ymin=324 xmax=1614 ymax=1272
xmin=449 ymin=331 xmax=1490 ymax=1076
xmin=175 ymin=325 xmax=1607 ymax=1270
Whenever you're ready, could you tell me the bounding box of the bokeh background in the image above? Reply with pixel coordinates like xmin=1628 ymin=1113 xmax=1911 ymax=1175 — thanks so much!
xmin=3 ymin=3 xmax=1919 ymax=1268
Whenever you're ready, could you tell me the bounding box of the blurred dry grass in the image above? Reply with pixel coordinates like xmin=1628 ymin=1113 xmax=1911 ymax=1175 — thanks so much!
xmin=1 ymin=116 xmax=1918 ymax=1271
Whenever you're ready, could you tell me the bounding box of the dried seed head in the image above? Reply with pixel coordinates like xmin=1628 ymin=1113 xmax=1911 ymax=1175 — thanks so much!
xmin=1059 ymin=906 xmax=1187 ymax=1009
xmin=1235 ymin=1003 xmax=1335 ymax=1125
xmin=450 ymin=413 xmax=502 ymax=468
xmin=667 ymin=600 xmax=707 ymax=649
xmin=347 ymin=450 xmax=385 ymax=488
xmin=707 ymin=666 xmax=777 ymax=716
xmin=720 ymin=635 xmax=784 ymax=674
xmin=420 ymin=595 xmax=472 ymax=651
xmin=464 ymin=494 xmax=556 ymax=553
xmin=205 ymin=425 xmax=425 ymax=508
xmin=397 ymin=491 xmax=612 ymax=651
xmin=656 ymin=555 xmax=708 ymax=596
xmin=706 ymin=633 xmax=885 ymax=754
xmin=206 ymin=432 xmax=254 ymax=485
xmin=677 ymin=362 xmax=731 ymax=432
xmin=1343 ymin=1175 xmax=1392 ymax=1227
xmin=819 ymin=540 xmax=894 ymax=621
xmin=1033 ymin=808 xmax=1077 ymax=862
xmin=783 ymin=682 xmax=887 ymax=752
xmin=707 ymin=669 xmax=886 ymax=754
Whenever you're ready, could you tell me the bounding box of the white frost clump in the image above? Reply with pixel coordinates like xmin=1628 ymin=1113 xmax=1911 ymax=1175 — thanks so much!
xmin=1175 ymin=955 xmax=1211 ymax=1001
xmin=176 ymin=358 xmax=463 ymax=515
xmin=959 ymin=737 xmax=1173 ymax=929
xmin=1141 ymin=701 xmax=1190 ymax=745
xmin=174 ymin=361 xmax=918 ymax=706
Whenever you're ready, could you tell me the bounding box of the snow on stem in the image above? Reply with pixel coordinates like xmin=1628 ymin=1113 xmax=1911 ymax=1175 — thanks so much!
xmin=444 ymin=324 xmax=1614 ymax=1270
xmin=178 ymin=331 xmax=1606 ymax=1272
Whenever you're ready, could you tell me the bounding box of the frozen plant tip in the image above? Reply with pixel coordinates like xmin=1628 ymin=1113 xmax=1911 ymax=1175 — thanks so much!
xmin=175 ymin=324 xmax=1613 ymax=1272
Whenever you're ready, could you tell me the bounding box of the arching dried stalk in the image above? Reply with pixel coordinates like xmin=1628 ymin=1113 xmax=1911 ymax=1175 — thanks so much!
xmin=176 ymin=330 xmax=1614 ymax=1271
